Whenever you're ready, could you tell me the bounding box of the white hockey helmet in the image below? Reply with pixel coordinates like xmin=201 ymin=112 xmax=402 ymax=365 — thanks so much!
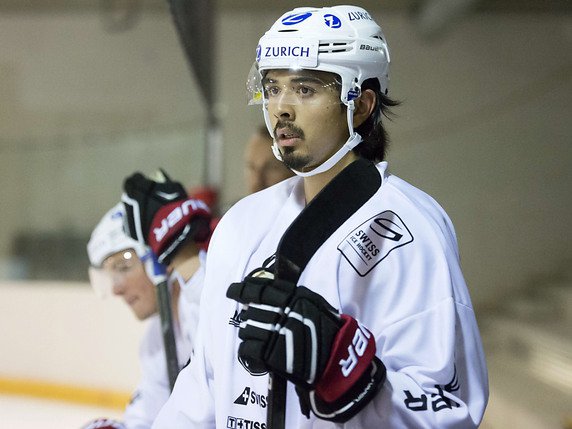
xmin=246 ymin=5 xmax=390 ymax=177
xmin=248 ymin=5 xmax=390 ymax=105
xmin=87 ymin=203 xmax=149 ymax=297
xmin=87 ymin=203 xmax=147 ymax=268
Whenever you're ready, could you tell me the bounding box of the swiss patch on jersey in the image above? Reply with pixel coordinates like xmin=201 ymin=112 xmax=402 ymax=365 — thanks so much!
xmin=338 ymin=210 xmax=413 ymax=276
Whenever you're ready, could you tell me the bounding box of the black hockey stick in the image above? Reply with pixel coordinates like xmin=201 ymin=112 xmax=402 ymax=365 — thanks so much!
xmin=123 ymin=189 xmax=180 ymax=392
xmin=267 ymin=158 xmax=382 ymax=428
xmin=156 ymin=278 xmax=179 ymax=391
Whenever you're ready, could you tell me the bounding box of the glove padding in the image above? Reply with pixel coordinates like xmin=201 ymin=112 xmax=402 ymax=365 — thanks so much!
xmin=122 ymin=169 xmax=211 ymax=265
xmin=80 ymin=418 xmax=126 ymax=429
xmin=226 ymin=272 xmax=386 ymax=422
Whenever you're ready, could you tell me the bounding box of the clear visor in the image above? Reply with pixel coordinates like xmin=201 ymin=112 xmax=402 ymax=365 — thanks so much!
xmin=246 ymin=62 xmax=342 ymax=106
xmin=88 ymin=249 xmax=147 ymax=298
xmin=88 ymin=266 xmax=115 ymax=299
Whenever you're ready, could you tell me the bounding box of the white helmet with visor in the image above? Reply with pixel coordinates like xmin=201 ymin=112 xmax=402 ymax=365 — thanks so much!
xmin=246 ymin=5 xmax=390 ymax=176
xmin=87 ymin=203 xmax=149 ymax=297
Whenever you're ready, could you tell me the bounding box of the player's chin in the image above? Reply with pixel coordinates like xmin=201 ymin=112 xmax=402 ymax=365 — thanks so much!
xmin=131 ymin=301 xmax=152 ymax=320
xmin=281 ymin=151 xmax=311 ymax=171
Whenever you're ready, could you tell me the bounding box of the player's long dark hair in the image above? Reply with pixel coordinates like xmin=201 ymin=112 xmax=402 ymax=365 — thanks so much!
xmin=353 ymin=78 xmax=400 ymax=162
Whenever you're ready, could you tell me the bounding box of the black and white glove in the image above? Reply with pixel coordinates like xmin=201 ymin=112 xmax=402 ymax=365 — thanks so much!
xmin=226 ymin=270 xmax=386 ymax=423
xmin=122 ymin=169 xmax=211 ymax=265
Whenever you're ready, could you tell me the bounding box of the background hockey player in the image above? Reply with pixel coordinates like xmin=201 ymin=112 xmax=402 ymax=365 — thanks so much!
xmin=139 ymin=5 xmax=487 ymax=427
xmin=84 ymin=174 xmax=211 ymax=429
xmin=244 ymin=125 xmax=294 ymax=194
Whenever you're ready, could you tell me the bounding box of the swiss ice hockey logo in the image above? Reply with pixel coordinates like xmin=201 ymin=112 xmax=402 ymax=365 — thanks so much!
xmin=338 ymin=210 xmax=413 ymax=276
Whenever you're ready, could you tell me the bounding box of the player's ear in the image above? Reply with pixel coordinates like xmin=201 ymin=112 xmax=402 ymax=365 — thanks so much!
xmin=352 ymin=89 xmax=376 ymax=129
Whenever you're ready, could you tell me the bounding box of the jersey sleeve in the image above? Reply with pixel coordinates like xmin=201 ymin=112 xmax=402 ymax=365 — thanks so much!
xmin=349 ymin=298 xmax=488 ymax=427
xmin=330 ymin=176 xmax=488 ymax=427
xmin=150 ymin=325 xmax=216 ymax=428
xmin=124 ymin=278 xmax=199 ymax=429
xmin=123 ymin=319 xmax=172 ymax=429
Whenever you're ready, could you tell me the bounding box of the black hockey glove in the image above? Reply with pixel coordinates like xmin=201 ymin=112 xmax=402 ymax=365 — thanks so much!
xmin=122 ymin=169 xmax=211 ymax=265
xmin=226 ymin=271 xmax=386 ymax=423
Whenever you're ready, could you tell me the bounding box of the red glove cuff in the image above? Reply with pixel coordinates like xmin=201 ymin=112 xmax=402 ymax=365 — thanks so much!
xmin=315 ymin=314 xmax=376 ymax=404
xmin=148 ymin=198 xmax=211 ymax=257
xmin=199 ymin=217 xmax=220 ymax=251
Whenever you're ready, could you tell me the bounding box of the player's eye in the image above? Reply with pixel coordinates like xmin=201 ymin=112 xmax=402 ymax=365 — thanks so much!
xmin=296 ymin=85 xmax=316 ymax=97
xmin=111 ymin=258 xmax=139 ymax=273
xmin=114 ymin=264 xmax=134 ymax=273
xmin=264 ymin=85 xmax=281 ymax=97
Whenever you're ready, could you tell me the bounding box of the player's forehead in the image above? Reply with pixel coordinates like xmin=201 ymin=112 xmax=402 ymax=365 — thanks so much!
xmin=262 ymin=69 xmax=339 ymax=86
xmin=102 ymin=248 xmax=137 ymax=268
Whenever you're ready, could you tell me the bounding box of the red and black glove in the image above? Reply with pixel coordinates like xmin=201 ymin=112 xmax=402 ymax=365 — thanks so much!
xmin=226 ymin=271 xmax=386 ymax=422
xmin=122 ymin=169 xmax=211 ymax=265
xmin=80 ymin=418 xmax=125 ymax=429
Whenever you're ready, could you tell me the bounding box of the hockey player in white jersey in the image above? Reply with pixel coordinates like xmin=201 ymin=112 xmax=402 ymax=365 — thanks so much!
xmin=85 ymin=175 xmax=211 ymax=429
xmin=144 ymin=4 xmax=488 ymax=428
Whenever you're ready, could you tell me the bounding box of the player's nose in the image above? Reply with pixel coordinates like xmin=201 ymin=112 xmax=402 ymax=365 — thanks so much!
xmin=273 ymin=98 xmax=295 ymax=121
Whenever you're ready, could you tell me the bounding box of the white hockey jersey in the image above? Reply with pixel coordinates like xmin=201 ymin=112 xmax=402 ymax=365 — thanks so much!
xmin=152 ymin=162 xmax=488 ymax=428
xmin=123 ymin=251 xmax=205 ymax=429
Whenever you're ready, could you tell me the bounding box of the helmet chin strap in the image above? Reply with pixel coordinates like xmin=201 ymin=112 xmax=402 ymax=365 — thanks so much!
xmin=263 ymin=101 xmax=362 ymax=178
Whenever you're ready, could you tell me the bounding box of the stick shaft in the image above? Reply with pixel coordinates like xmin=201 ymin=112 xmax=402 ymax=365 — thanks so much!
xmin=267 ymin=374 xmax=287 ymax=429
xmin=156 ymin=280 xmax=179 ymax=391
